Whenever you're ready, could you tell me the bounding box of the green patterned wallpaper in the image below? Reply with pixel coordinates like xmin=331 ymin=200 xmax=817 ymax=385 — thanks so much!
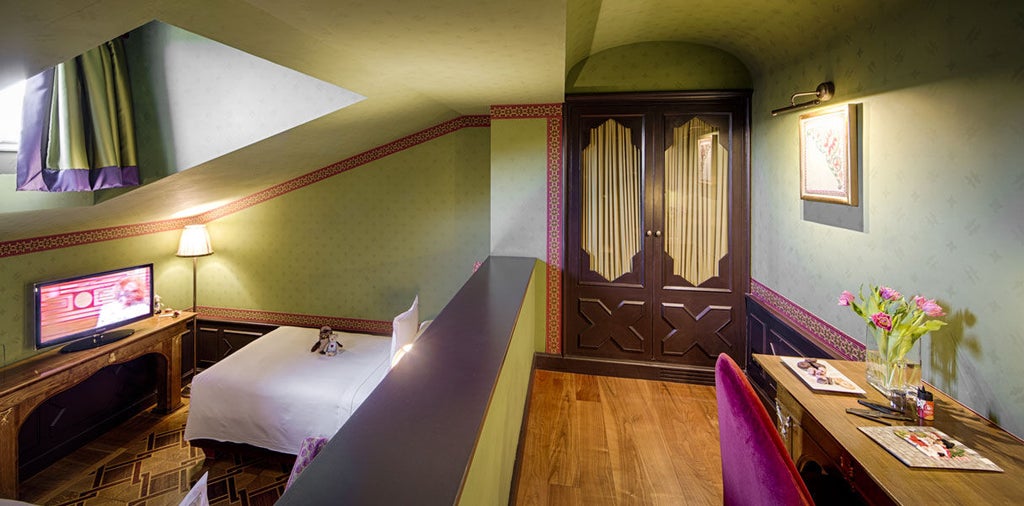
xmin=490 ymin=118 xmax=549 ymax=259
xmin=750 ymin=0 xmax=1024 ymax=435
xmin=200 ymin=126 xmax=490 ymax=323
xmin=566 ymin=41 xmax=751 ymax=93
xmin=0 ymin=125 xmax=490 ymax=366
xmin=0 ymin=231 xmax=190 ymax=366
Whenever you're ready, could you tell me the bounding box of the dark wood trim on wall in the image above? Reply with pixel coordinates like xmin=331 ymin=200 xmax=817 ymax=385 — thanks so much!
xmin=534 ymin=353 xmax=715 ymax=385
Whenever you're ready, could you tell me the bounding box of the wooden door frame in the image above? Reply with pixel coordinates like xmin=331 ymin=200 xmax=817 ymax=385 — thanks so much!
xmin=557 ymin=91 xmax=752 ymax=383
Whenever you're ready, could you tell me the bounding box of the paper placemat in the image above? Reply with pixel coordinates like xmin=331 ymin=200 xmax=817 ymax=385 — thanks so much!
xmin=779 ymin=356 xmax=866 ymax=395
xmin=859 ymin=426 xmax=1003 ymax=471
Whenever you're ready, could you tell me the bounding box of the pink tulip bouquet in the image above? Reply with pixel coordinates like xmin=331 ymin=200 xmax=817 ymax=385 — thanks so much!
xmin=838 ymin=285 xmax=947 ymax=392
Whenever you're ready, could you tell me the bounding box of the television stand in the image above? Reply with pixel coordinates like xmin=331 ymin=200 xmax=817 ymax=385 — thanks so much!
xmin=60 ymin=329 xmax=136 ymax=353
xmin=0 ymin=312 xmax=194 ymax=499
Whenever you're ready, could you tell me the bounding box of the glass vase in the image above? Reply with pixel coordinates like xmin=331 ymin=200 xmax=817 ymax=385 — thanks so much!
xmin=865 ymin=328 xmax=921 ymax=410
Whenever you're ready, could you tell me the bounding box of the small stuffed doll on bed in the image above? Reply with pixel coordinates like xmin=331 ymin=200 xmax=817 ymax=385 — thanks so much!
xmin=310 ymin=326 xmax=333 ymax=353
xmin=323 ymin=334 xmax=341 ymax=356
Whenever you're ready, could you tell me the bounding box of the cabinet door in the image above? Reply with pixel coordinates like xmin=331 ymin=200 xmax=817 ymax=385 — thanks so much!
xmin=218 ymin=328 xmax=263 ymax=358
xmin=564 ymin=110 xmax=655 ymax=361
xmin=653 ymin=103 xmax=748 ymax=368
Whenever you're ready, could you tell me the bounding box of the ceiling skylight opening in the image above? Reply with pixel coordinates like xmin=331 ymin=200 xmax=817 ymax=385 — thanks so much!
xmin=0 ymin=79 xmax=26 ymax=152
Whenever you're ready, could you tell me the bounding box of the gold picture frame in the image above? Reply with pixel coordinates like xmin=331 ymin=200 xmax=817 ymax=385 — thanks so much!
xmin=799 ymin=104 xmax=858 ymax=205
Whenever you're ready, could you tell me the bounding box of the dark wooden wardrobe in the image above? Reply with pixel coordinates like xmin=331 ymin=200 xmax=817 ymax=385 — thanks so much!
xmin=562 ymin=91 xmax=750 ymax=384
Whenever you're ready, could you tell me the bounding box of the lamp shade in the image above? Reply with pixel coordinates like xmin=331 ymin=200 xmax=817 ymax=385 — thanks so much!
xmin=176 ymin=224 xmax=214 ymax=257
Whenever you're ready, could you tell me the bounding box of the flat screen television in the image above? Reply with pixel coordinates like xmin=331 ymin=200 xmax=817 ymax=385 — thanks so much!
xmin=34 ymin=264 xmax=154 ymax=353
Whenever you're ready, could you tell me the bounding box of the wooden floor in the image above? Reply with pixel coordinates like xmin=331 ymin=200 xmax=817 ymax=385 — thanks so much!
xmin=514 ymin=370 xmax=722 ymax=505
xmin=19 ymin=370 xmax=722 ymax=505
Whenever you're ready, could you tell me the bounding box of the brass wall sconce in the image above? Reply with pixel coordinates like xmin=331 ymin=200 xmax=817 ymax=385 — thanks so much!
xmin=771 ymin=82 xmax=835 ymax=116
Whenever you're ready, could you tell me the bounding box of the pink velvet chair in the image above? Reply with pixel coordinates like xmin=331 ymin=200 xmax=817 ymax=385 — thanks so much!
xmin=715 ymin=353 xmax=814 ymax=506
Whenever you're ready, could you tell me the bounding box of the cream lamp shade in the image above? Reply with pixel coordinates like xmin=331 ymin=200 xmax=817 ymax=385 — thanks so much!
xmin=176 ymin=224 xmax=214 ymax=257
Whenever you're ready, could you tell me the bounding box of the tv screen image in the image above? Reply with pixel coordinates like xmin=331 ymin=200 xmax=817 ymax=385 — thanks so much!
xmin=35 ymin=264 xmax=154 ymax=351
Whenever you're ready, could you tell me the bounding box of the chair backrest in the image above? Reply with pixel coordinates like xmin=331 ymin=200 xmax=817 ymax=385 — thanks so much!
xmin=715 ymin=353 xmax=813 ymax=506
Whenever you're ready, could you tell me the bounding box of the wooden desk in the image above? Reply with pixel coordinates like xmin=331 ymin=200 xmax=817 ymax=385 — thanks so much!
xmin=753 ymin=354 xmax=1024 ymax=505
xmin=0 ymin=312 xmax=194 ymax=499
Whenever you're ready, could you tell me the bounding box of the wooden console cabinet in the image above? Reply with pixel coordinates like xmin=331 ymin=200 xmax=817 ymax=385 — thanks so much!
xmin=0 ymin=312 xmax=194 ymax=499
xmin=195 ymin=319 xmax=277 ymax=369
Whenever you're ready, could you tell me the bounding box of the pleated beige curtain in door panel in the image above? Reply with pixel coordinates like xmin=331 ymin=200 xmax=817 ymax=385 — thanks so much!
xmin=664 ymin=118 xmax=729 ymax=286
xmin=581 ymin=120 xmax=642 ymax=282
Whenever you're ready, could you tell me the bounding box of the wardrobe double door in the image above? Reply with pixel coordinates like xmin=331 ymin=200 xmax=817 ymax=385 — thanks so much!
xmin=564 ymin=92 xmax=750 ymax=372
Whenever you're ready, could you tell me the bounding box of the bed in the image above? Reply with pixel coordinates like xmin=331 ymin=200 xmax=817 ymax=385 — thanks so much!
xmin=184 ymin=325 xmax=392 ymax=454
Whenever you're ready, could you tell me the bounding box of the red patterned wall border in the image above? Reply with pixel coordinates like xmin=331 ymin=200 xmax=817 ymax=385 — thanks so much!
xmin=490 ymin=104 xmax=562 ymax=119
xmin=199 ymin=306 xmax=392 ymax=336
xmin=544 ymin=113 xmax=563 ymax=354
xmin=749 ymin=279 xmax=865 ymax=361
xmin=0 ymin=219 xmax=193 ymax=258
xmin=0 ymin=115 xmax=491 ymax=258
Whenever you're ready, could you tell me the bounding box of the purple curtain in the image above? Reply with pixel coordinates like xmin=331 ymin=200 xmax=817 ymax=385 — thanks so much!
xmin=16 ymin=38 xmax=140 ymax=192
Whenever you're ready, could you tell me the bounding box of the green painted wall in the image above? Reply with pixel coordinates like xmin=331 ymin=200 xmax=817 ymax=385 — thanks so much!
xmin=490 ymin=117 xmax=551 ymax=353
xmin=750 ymin=1 xmax=1024 ymax=435
xmin=458 ymin=261 xmax=538 ymax=505
xmin=202 ymin=126 xmax=490 ymax=322
xmin=566 ymin=41 xmax=752 ymax=94
xmin=491 ymin=118 xmax=549 ymax=260
xmin=0 ymin=231 xmax=191 ymax=366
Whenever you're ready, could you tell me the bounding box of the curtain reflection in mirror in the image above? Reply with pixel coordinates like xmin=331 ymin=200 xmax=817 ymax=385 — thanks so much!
xmin=581 ymin=119 xmax=642 ymax=281
xmin=17 ymin=37 xmax=139 ymax=192
xmin=664 ymin=118 xmax=728 ymax=285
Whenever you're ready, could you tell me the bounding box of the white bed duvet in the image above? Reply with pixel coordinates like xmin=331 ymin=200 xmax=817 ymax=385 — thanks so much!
xmin=184 ymin=326 xmax=391 ymax=454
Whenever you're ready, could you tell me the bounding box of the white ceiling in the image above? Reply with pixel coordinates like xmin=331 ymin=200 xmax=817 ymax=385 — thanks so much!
xmin=0 ymin=0 xmax=909 ymax=241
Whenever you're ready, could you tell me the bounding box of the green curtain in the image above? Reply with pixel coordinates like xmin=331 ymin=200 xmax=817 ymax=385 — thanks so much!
xmin=17 ymin=37 xmax=139 ymax=191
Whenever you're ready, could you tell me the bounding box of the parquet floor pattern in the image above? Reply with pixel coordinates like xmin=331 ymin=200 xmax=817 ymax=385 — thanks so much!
xmin=19 ymin=399 xmax=290 ymax=506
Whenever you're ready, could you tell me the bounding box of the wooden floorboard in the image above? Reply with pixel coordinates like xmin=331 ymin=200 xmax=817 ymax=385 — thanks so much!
xmin=515 ymin=370 xmax=722 ymax=505
xmin=20 ymin=369 xmax=722 ymax=505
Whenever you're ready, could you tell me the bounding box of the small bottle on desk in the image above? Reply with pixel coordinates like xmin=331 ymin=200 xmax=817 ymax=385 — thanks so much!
xmin=917 ymin=386 xmax=935 ymax=421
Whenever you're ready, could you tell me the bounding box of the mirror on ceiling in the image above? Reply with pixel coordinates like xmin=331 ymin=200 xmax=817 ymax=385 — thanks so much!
xmin=0 ymin=20 xmax=364 ymax=214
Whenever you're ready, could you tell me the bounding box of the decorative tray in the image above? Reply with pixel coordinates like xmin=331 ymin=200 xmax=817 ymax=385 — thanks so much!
xmin=779 ymin=356 xmax=866 ymax=395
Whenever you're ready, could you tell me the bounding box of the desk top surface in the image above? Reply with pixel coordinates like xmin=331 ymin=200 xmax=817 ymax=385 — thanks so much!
xmin=754 ymin=354 xmax=1024 ymax=505
xmin=0 ymin=312 xmax=194 ymax=398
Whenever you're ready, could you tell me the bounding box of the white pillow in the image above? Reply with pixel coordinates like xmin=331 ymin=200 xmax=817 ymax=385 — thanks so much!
xmin=416 ymin=319 xmax=433 ymax=340
xmin=390 ymin=296 xmax=419 ymax=365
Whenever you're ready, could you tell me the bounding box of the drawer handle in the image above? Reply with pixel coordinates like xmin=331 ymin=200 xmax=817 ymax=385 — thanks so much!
xmin=224 ymin=329 xmax=263 ymax=337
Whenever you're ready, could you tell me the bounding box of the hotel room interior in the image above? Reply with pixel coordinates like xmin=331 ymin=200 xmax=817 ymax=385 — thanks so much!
xmin=1 ymin=0 xmax=1021 ymax=504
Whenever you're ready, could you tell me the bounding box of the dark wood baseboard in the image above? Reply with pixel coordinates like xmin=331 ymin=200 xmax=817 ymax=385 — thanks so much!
xmin=534 ymin=353 xmax=715 ymax=386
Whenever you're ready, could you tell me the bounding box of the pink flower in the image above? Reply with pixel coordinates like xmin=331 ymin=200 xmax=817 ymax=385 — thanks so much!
xmin=871 ymin=312 xmax=893 ymax=331
xmin=879 ymin=286 xmax=902 ymax=300
xmin=838 ymin=291 xmax=855 ymax=306
xmin=914 ymin=296 xmax=946 ymax=317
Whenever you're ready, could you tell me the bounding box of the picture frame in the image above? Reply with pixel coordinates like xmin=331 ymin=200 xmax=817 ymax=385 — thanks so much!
xmin=697 ymin=132 xmax=716 ymax=184
xmin=799 ymin=103 xmax=858 ymax=205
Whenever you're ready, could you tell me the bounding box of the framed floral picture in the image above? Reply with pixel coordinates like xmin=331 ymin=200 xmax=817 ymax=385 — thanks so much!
xmin=799 ymin=104 xmax=858 ymax=205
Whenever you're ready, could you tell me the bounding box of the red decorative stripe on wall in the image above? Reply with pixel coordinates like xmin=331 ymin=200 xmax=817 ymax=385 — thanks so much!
xmin=0 ymin=219 xmax=194 ymax=258
xmin=198 ymin=306 xmax=392 ymax=336
xmin=0 ymin=115 xmax=491 ymax=258
xmin=545 ymin=113 xmax=564 ymax=354
xmin=490 ymin=103 xmax=563 ymax=119
xmin=749 ymin=279 xmax=865 ymax=361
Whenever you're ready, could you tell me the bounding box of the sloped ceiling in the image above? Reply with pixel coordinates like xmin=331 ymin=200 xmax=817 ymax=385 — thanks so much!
xmin=0 ymin=0 xmax=909 ymax=241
